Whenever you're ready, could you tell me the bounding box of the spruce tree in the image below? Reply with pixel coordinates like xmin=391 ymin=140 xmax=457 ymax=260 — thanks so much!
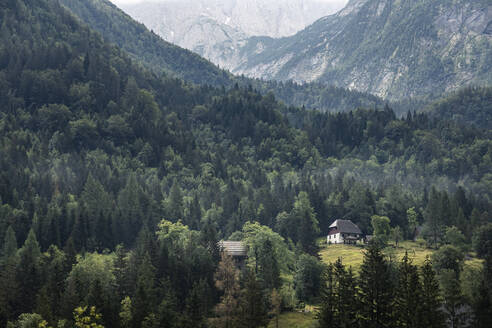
xmin=420 ymin=258 xmax=445 ymax=328
xmin=439 ymin=269 xmax=466 ymax=328
xmin=1 ymin=226 xmax=17 ymax=260
xmin=425 ymin=187 xmax=444 ymax=248
xmin=199 ymin=218 xmax=220 ymax=264
xmin=393 ymin=253 xmax=423 ymax=328
xmin=318 ymin=259 xmax=358 ymax=328
xmin=334 ymin=261 xmax=358 ymax=328
xmin=133 ymin=253 xmax=157 ymax=327
xmin=290 ymin=191 xmax=320 ymax=255
xmin=318 ymin=264 xmax=336 ymax=327
xmin=358 ymin=244 xmax=394 ymax=328
xmin=188 ymin=193 xmax=202 ymax=230
xmin=239 ymin=269 xmax=269 ymax=328
xmin=165 ymin=179 xmax=184 ymax=222
xmin=0 ymin=227 xmax=19 ymax=325
xmin=16 ymin=229 xmax=41 ymax=314
xmin=257 ymin=239 xmax=280 ymax=290
xmin=183 ymin=279 xmax=211 ymax=328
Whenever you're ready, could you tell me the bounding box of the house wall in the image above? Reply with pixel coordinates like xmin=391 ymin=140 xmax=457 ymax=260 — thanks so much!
xmin=327 ymin=233 xmax=344 ymax=244
xmin=327 ymin=233 xmax=361 ymax=244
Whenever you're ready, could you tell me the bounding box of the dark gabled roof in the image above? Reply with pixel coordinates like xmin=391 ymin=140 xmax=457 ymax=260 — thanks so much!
xmin=329 ymin=220 xmax=362 ymax=234
xmin=218 ymin=241 xmax=248 ymax=257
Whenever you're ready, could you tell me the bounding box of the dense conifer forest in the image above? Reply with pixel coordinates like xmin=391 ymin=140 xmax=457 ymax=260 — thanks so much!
xmin=0 ymin=0 xmax=491 ymax=327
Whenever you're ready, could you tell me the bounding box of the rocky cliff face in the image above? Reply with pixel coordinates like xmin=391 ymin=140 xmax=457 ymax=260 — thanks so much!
xmin=119 ymin=0 xmax=346 ymax=69
xmin=232 ymin=0 xmax=492 ymax=100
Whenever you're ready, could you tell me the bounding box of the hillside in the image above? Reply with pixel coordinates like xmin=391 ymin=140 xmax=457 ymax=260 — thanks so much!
xmin=425 ymin=86 xmax=492 ymax=130
xmin=59 ymin=0 xmax=233 ymax=86
xmin=0 ymin=0 xmax=491 ymax=327
xmin=60 ymin=0 xmax=386 ymax=113
xmin=230 ymin=0 xmax=492 ymax=100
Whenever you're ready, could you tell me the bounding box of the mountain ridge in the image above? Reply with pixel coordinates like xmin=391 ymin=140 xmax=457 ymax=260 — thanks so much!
xmin=119 ymin=0 xmax=347 ymax=69
xmin=226 ymin=0 xmax=492 ymax=100
xmin=60 ymin=0 xmax=387 ymax=113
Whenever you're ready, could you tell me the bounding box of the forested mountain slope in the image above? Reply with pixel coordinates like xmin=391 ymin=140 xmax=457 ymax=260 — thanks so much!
xmin=425 ymin=86 xmax=492 ymax=130
xmin=59 ymin=0 xmax=233 ymax=86
xmin=60 ymin=0 xmax=385 ymax=113
xmin=0 ymin=0 xmax=491 ymax=326
xmin=231 ymin=0 xmax=492 ymax=100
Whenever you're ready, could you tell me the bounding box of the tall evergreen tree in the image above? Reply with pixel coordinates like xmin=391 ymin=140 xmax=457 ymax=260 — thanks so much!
xmin=393 ymin=253 xmax=423 ymax=328
xmin=439 ymin=269 xmax=466 ymax=328
xmin=358 ymin=244 xmax=394 ymax=328
xmin=257 ymin=239 xmax=280 ymax=290
xmin=425 ymin=187 xmax=444 ymax=248
xmin=188 ymin=193 xmax=202 ymax=230
xmin=1 ymin=225 xmax=17 ymax=260
xmin=318 ymin=264 xmax=336 ymax=327
xmin=183 ymin=279 xmax=211 ymax=328
xmin=165 ymin=179 xmax=184 ymax=222
xmin=290 ymin=191 xmax=320 ymax=255
xmin=333 ymin=260 xmax=358 ymax=328
xmin=420 ymin=258 xmax=445 ymax=328
xmin=0 ymin=227 xmax=20 ymax=325
xmin=319 ymin=259 xmax=358 ymax=328
xmin=132 ymin=253 xmax=157 ymax=327
xmin=16 ymin=229 xmax=41 ymax=314
xmin=238 ymin=269 xmax=269 ymax=328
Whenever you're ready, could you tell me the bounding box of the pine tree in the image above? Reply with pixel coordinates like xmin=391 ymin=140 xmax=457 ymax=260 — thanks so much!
xmin=425 ymin=187 xmax=444 ymax=248
xmin=188 ymin=193 xmax=202 ymax=230
xmin=165 ymin=179 xmax=184 ymax=222
xmin=156 ymin=280 xmax=179 ymax=328
xmin=257 ymin=239 xmax=280 ymax=290
xmin=0 ymin=227 xmax=19 ymax=325
xmin=420 ymin=258 xmax=445 ymax=328
xmin=199 ymin=218 xmax=220 ymax=264
xmin=117 ymin=174 xmax=143 ymax=245
xmin=333 ymin=260 xmax=358 ymax=328
xmin=358 ymin=244 xmax=394 ymax=328
xmin=290 ymin=191 xmax=320 ymax=255
xmin=133 ymin=253 xmax=157 ymax=327
xmin=439 ymin=269 xmax=466 ymax=328
xmin=81 ymin=173 xmax=111 ymax=238
xmin=393 ymin=253 xmax=423 ymax=328
xmin=318 ymin=264 xmax=335 ymax=327
xmin=239 ymin=269 xmax=269 ymax=328
xmin=114 ymin=244 xmax=129 ymax=299
xmin=318 ymin=259 xmax=358 ymax=328
xmin=183 ymin=279 xmax=211 ymax=328
xmin=1 ymin=225 xmax=17 ymax=260
xmin=16 ymin=229 xmax=41 ymax=314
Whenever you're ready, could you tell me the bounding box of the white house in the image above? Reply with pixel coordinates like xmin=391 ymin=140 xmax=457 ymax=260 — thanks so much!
xmin=327 ymin=219 xmax=363 ymax=244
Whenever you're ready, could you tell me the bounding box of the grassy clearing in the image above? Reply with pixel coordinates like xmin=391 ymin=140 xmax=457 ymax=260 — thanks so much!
xmin=268 ymin=311 xmax=317 ymax=328
xmin=319 ymin=240 xmax=434 ymax=272
xmin=319 ymin=240 xmax=481 ymax=272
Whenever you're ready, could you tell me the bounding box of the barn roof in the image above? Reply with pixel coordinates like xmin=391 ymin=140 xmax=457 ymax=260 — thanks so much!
xmin=329 ymin=220 xmax=362 ymax=234
xmin=219 ymin=241 xmax=248 ymax=257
